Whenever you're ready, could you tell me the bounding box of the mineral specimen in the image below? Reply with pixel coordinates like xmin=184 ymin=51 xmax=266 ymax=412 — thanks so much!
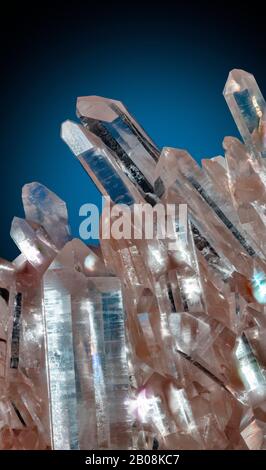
xmin=1 ymin=69 xmax=266 ymax=450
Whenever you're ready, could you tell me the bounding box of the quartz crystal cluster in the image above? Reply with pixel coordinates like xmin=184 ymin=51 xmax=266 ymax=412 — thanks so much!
xmin=1 ymin=69 xmax=266 ymax=450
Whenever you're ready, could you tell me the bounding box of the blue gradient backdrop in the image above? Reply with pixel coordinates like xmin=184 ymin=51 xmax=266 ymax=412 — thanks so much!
xmin=1 ymin=2 xmax=266 ymax=260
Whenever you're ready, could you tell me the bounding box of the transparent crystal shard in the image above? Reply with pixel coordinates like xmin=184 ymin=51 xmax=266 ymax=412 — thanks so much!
xmin=63 ymin=94 xmax=163 ymax=206
xmin=0 ymin=256 xmax=51 ymax=449
xmin=128 ymin=368 xmax=242 ymax=449
xmin=235 ymin=333 xmax=266 ymax=406
xmin=22 ymin=182 xmax=71 ymax=249
xmin=4 ymin=72 xmax=266 ymax=450
xmin=76 ymin=95 xmax=160 ymax=178
xmin=42 ymin=240 xmax=131 ymax=449
xmin=200 ymin=151 xmax=266 ymax=263
xmin=202 ymin=156 xmax=232 ymax=200
xmin=61 ymin=120 xmax=146 ymax=205
xmin=154 ymin=146 xmax=265 ymax=280
xmin=166 ymin=219 xmax=206 ymax=314
xmin=99 ymin=208 xmax=207 ymax=383
xmin=88 ymin=277 xmax=132 ymax=449
xmin=224 ymin=136 xmax=266 ymax=255
xmin=7 ymin=272 xmax=50 ymax=447
xmin=153 ymin=147 xmax=266 ymax=398
xmin=100 ymin=224 xmax=173 ymax=380
xmin=17 ymin=285 xmax=50 ymax=439
xmin=42 ymin=260 xmax=79 ymax=449
xmin=10 ymin=218 xmax=57 ymax=273
xmin=224 ymin=69 xmax=266 ymax=158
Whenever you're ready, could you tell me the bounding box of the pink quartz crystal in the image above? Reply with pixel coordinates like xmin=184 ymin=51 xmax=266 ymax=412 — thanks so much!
xmin=1 ymin=69 xmax=266 ymax=450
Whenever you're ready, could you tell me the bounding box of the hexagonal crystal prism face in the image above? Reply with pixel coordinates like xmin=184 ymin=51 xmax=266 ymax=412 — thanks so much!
xmin=77 ymin=95 xmax=159 ymax=185
xmin=42 ymin=240 xmax=131 ymax=450
xmin=22 ymin=182 xmax=71 ymax=250
xmin=76 ymin=95 xmax=159 ymax=157
xmin=224 ymin=69 xmax=266 ymax=158
xmin=61 ymin=120 xmax=157 ymax=205
xmin=10 ymin=217 xmax=57 ymax=272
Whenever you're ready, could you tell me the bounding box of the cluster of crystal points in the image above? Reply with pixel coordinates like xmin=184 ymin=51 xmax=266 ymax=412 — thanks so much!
xmin=1 ymin=69 xmax=266 ymax=450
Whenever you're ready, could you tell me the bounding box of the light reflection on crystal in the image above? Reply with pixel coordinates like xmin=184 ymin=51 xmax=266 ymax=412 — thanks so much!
xmin=181 ymin=276 xmax=202 ymax=306
xmin=224 ymin=69 xmax=266 ymax=158
xmin=2 ymin=68 xmax=266 ymax=449
xmin=126 ymin=388 xmax=156 ymax=423
xmin=252 ymin=270 xmax=266 ymax=304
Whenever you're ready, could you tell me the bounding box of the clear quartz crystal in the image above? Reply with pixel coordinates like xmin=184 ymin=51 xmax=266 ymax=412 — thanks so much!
xmin=42 ymin=240 xmax=132 ymax=449
xmin=76 ymin=95 xmax=160 ymax=170
xmin=22 ymin=182 xmax=71 ymax=249
xmin=10 ymin=218 xmax=57 ymax=273
xmin=3 ymin=68 xmax=266 ymax=450
xmin=224 ymin=69 xmax=266 ymax=158
xmin=61 ymin=120 xmax=143 ymax=205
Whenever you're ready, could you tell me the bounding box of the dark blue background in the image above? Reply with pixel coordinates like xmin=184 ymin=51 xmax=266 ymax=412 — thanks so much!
xmin=1 ymin=1 xmax=266 ymax=260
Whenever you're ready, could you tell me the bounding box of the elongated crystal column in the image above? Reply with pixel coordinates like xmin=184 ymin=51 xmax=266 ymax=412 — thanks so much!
xmin=42 ymin=240 xmax=131 ymax=449
xmin=235 ymin=333 xmax=266 ymax=406
xmin=42 ymin=262 xmax=79 ymax=450
xmin=76 ymin=95 xmax=160 ymax=167
xmin=86 ymin=277 xmax=132 ymax=449
xmin=224 ymin=69 xmax=266 ymax=158
xmin=61 ymin=120 xmax=144 ymax=205
xmin=77 ymin=96 xmax=160 ymax=205
xmin=154 ymin=146 xmax=259 ymax=279
xmin=223 ymin=136 xmax=266 ymax=255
